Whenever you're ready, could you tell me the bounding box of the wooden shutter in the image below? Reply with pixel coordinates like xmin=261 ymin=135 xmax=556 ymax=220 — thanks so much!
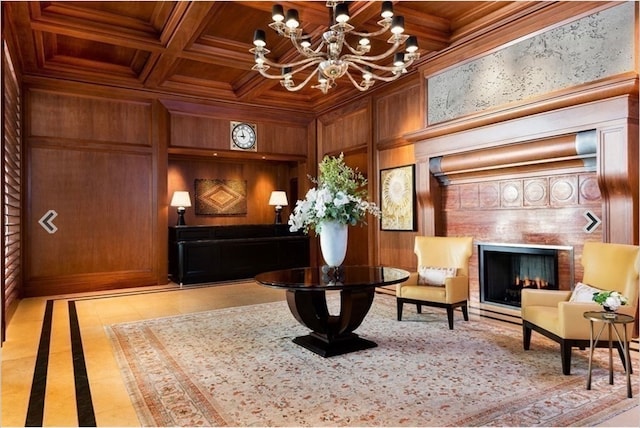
xmin=2 ymin=40 xmax=22 ymax=342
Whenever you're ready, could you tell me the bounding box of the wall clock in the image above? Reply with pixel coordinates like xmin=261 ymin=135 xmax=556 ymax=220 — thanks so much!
xmin=230 ymin=121 xmax=257 ymax=151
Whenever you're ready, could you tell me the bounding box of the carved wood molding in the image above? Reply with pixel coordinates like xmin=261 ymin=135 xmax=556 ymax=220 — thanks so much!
xmin=429 ymin=131 xmax=597 ymax=184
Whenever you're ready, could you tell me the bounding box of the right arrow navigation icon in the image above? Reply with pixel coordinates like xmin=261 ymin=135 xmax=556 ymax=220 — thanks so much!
xmin=583 ymin=210 xmax=601 ymax=234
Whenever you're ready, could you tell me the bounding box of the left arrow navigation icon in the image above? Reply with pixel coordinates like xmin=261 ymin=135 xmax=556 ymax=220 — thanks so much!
xmin=39 ymin=210 xmax=58 ymax=234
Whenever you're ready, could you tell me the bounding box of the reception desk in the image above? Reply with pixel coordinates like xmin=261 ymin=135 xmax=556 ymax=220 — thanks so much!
xmin=169 ymin=224 xmax=310 ymax=285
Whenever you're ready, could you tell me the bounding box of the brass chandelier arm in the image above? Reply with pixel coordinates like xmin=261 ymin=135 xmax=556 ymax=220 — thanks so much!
xmin=349 ymin=19 xmax=393 ymax=38
xmin=254 ymin=58 xmax=323 ymax=79
xmin=260 ymin=54 xmax=323 ymax=70
xmin=289 ymin=34 xmax=327 ymax=58
xmin=348 ymin=60 xmax=413 ymax=81
xmin=344 ymin=70 xmax=374 ymax=91
xmin=282 ymin=70 xmax=320 ymax=91
xmin=342 ymin=38 xmax=404 ymax=63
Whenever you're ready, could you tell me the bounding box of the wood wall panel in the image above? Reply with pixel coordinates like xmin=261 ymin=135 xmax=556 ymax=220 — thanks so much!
xmin=598 ymin=123 xmax=639 ymax=244
xmin=28 ymin=89 xmax=151 ymax=146
xmin=258 ymin=124 xmax=308 ymax=156
xmin=377 ymin=144 xmax=417 ymax=270
xmin=375 ymin=79 xmax=422 ymax=146
xmin=318 ymin=99 xmax=371 ymax=155
xmin=26 ymin=147 xmax=155 ymax=295
xmin=169 ymin=112 xmax=228 ymax=150
xmin=316 ymin=101 xmax=375 ymax=266
xmin=169 ymin=111 xmax=308 ymax=156
xmin=479 ymin=182 xmax=500 ymax=208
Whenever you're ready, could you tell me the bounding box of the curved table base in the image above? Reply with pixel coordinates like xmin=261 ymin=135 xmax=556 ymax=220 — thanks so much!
xmin=286 ymin=288 xmax=376 ymax=357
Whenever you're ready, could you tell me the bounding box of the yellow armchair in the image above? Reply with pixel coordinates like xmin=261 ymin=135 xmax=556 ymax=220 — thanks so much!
xmin=397 ymin=236 xmax=474 ymax=329
xmin=522 ymin=242 xmax=639 ymax=375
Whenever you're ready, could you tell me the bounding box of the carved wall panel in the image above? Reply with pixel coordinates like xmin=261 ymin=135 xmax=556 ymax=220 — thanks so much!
xmin=442 ymin=172 xmax=603 ymax=291
xmin=523 ymin=179 xmax=548 ymax=207
xmin=500 ymin=181 xmax=523 ymax=208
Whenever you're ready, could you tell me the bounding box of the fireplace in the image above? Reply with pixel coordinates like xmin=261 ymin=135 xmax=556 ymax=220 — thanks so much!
xmin=478 ymin=243 xmax=574 ymax=308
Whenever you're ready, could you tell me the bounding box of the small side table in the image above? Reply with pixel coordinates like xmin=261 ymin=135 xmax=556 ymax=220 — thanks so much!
xmin=583 ymin=311 xmax=635 ymax=398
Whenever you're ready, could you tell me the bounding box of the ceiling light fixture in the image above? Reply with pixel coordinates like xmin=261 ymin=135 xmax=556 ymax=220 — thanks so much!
xmin=250 ymin=1 xmax=420 ymax=94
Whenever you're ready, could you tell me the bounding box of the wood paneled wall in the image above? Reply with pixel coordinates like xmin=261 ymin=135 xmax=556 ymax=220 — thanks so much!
xmin=314 ymin=77 xmax=429 ymax=269
xmin=166 ymin=102 xmax=309 ymax=157
xmin=316 ymin=102 xmax=374 ymax=266
xmin=25 ymin=88 xmax=158 ymax=296
xmin=374 ymin=78 xmax=423 ymax=270
xmin=22 ymin=81 xmax=315 ymax=296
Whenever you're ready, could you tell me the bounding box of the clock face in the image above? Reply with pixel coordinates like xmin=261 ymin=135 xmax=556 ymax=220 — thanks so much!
xmin=230 ymin=122 xmax=257 ymax=151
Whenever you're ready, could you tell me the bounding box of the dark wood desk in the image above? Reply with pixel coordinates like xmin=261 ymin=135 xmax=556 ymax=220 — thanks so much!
xmin=255 ymin=266 xmax=409 ymax=357
xmin=169 ymin=225 xmax=309 ymax=285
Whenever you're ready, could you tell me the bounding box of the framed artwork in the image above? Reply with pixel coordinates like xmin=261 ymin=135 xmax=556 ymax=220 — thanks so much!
xmin=380 ymin=164 xmax=416 ymax=231
xmin=194 ymin=179 xmax=247 ymax=216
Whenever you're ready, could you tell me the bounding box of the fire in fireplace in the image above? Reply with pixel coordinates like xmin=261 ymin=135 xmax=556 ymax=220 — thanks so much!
xmin=478 ymin=243 xmax=573 ymax=308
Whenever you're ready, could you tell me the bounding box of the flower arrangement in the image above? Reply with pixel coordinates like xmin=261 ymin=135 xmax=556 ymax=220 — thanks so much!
xmin=592 ymin=290 xmax=628 ymax=311
xmin=288 ymin=153 xmax=380 ymax=234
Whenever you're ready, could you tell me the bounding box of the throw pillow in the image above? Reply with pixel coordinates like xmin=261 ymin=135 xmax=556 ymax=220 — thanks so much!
xmin=418 ymin=266 xmax=457 ymax=286
xmin=569 ymin=282 xmax=603 ymax=303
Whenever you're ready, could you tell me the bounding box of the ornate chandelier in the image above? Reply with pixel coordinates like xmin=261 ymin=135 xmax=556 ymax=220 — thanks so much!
xmin=250 ymin=1 xmax=420 ymax=94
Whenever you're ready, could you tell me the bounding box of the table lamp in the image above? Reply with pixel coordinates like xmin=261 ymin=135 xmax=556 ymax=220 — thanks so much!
xmin=268 ymin=190 xmax=288 ymax=224
xmin=170 ymin=191 xmax=192 ymax=225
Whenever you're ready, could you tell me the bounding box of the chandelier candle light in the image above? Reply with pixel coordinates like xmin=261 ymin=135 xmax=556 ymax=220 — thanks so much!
xmin=251 ymin=1 xmax=420 ymax=94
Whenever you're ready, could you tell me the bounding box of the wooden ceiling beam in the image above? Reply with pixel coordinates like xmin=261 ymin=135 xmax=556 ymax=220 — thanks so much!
xmin=3 ymin=2 xmax=40 ymax=71
xmin=143 ymin=2 xmax=219 ymax=90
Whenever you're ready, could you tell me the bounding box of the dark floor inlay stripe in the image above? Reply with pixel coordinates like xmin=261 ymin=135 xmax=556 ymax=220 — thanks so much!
xmin=25 ymin=300 xmax=53 ymax=427
xmin=69 ymin=300 xmax=97 ymax=427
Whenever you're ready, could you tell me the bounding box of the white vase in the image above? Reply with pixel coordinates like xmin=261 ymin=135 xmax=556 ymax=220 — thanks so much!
xmin=319 ymin=220 xmax=348 ymax=267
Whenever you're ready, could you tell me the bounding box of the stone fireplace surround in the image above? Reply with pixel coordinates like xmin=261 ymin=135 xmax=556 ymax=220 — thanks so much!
xmin=407 ymin=87 xmax=638 ymax=318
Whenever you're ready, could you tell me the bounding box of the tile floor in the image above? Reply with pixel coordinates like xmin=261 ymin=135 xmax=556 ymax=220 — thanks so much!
xmin=1 ymin=281 xmax=638 ymax=427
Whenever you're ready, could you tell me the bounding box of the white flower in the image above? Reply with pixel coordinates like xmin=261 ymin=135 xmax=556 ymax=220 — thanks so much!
xmin=604 ymin=296 xmax=622 ymax=311
xmin=333 ymin=191 xmax=349 ymax=207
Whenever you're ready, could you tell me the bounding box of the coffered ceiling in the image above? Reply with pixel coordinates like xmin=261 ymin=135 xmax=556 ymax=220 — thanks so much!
xmin=5 ymin=1 xmax=543 ymax=112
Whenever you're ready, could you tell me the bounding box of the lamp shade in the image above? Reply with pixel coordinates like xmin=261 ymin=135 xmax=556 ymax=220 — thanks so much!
xmin=268 ymin=191 xmax=288 ymax=207
xmin=170 ymin=191 xmax=192 ymax=208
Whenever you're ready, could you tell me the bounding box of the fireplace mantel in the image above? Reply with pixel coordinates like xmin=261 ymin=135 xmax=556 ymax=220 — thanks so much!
xmin=413 ymin=94 xmax=638 ymax=246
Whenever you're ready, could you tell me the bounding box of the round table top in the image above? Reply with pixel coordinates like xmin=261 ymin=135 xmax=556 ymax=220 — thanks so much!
xmin=583 ymin=311 xmax=635 ymax=324
xmin=255 ymin=266 xmax=410 ymax=291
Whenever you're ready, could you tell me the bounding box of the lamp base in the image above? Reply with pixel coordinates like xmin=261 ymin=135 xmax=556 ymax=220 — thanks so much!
xmin=274 ymin=207 xmax=283 ymax=224
xmin=176 ymin=208 xmax=186 ymax=226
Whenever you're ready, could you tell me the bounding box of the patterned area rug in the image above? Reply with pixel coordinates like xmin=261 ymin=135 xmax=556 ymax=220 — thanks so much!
xmin=106 ymin=294 xmax=638 ymax=427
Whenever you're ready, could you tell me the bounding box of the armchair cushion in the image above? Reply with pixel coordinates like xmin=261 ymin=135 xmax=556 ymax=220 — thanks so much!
xmin=568 ymin=282 xmax=603 ymax=303
xmin=418 ymin=266 xmax=457 ymax=286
